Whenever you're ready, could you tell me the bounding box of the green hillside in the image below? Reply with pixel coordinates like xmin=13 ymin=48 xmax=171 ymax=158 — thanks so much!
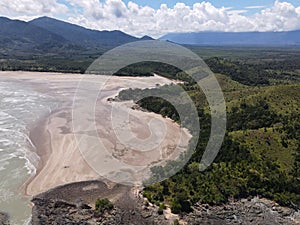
xmin=118 ymin=62 xmax=300 ymax=213
xmin=226 ymin=83 xmax=300 ymax=173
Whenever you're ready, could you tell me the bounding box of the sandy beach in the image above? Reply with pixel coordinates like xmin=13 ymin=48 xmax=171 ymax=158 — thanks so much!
xmin=0 ymin=71 xmax=191 ymax=196
xmin=26 ymin=109 xmax=102 ymax=196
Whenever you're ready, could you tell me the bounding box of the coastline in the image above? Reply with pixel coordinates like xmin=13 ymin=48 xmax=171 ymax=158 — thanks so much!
xmin=21 ymin=113 xmax=52 ymax=197
xmin=17 ymin=72 xmax=191 ymax=196
xmin=3 ymin=72 xmax=299 ymax=224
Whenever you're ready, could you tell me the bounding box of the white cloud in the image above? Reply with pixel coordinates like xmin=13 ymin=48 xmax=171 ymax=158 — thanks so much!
xmin=0 ymin=0 xmax=68 ymax=18
xmin=252 ymin=0 xmax=300 ymax=31
xmin=66 ymin=1 xmax=233 ymax=37
xmin=227 ymin=10 xmax=248 ymax=15
xmin=1 ymin=0 xmax=300 ymax=38
xmin=65 ymin=0 xmax=300 ymax=37
xmin=245 ymin=6 xmax=266 ymax=9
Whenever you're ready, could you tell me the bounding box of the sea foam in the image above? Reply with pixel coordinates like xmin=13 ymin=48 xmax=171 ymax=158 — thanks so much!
xmin=0 ymin=78 xmax=60 ymax=224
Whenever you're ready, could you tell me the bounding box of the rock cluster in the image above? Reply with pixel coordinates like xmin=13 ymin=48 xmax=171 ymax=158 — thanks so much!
xmin=32 ymin=197 xmax=122 ymax=225
xmin=31 ymin=196 xmax=172 ymax=225
xmin=181 ymin=197 xmax=300 ymax=225
xmin=29 ymin=180 xmax=300 ymax=225
xmin=0 ymin=213 xmax=8 ymax=225
xmin=30 ymin=180 xmax=170 ymax=225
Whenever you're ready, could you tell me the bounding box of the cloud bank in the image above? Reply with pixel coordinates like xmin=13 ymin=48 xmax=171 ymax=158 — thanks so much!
xmin=1 ymin=0 xmax=300 ymax=37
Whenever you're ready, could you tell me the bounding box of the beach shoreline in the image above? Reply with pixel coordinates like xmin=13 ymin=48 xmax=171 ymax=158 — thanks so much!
xmin=21 ymin=113 xmax=52 ymax=197
xmin=25 ymin=107 xmax=102 ymax=196
xmin=13 ymin=72 xmax=191 ymax=197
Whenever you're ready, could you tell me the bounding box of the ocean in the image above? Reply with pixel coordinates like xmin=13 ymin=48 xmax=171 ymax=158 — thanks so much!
xmin=0 ymin=77 xmax=60 ymax=225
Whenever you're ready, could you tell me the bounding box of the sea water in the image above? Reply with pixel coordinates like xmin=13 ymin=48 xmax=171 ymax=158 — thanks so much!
xmin=0 ymin=77 xmax=61 ymax=225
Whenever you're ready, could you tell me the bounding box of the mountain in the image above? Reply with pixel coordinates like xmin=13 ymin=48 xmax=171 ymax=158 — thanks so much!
xmin=160 ymin=31 xmax=300 ymax=46
xmin=0 ymin=16 xmax=149 ymax=57
xmin=0 ymin=16 xmax=154 ymax=72
xmin=140 ymin=35 xmax=154 ymax=41
xmin=29 ymin=16 xmax=139 ymax=49
xmin=0 ymin=17 xmax=68 ymax=52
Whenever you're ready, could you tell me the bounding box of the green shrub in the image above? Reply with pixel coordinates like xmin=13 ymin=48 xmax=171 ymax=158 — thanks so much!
xmin=158 ymin=203 xmax=166 ymax=215
xmin=95 ymin=198 xmax=114 ymax=212
xmin=170 ymin=200 xmax=181 ymax=214
xmin=158 ymin=207 xmax=164 ymax=215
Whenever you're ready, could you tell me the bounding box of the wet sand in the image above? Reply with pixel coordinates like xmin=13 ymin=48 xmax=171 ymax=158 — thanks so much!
xmin=26 ymin=109 xmax=102 ymax=196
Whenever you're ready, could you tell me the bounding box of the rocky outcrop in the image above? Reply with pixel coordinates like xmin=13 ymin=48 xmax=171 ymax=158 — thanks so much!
xmin=0 ymin=212 xmax=9 ymax=225
xmin=31 ymin=180 xmax=300 ymax=225
xmin=32 ymin=197 xmax=172 ymax=225
xmin=31 ymin=180 xmax=170 ymax=225
xmin=180 ymin=197 xmax=300 ymax=225
xmin=32 ymin=197 xmax=122 ymax=225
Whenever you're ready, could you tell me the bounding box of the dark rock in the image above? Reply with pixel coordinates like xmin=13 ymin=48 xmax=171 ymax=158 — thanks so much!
xmin=31 ymin=180 xmax=168 ymax=225
xmin=0 ymin=212 xmax=9 ymax=225
xmin=31 ymin=180 xmax=300 ymax=225
xmin=54 ymin=200 xmax=76 ymax=208
xmin=75 ymin=198 xmax=91 ymax=210
xmin=181 ymin=197 xmax=300 ymax=225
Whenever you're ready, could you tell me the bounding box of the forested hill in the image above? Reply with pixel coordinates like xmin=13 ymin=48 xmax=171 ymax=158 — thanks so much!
xmin=0 ymin=16 xmax=153 ymax=73
xmin=0 ymin=17 xmax=68 ymax=52
xmin=0 ymin=16 xmax=145 ymax=57
xmin=29 ymin=17 xmax=140 ymax=49
xmin=116 ymin=52 xmax=300 ymax=214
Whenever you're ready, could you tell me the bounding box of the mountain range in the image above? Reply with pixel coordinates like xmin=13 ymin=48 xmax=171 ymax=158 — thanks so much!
xmin=160 ymin=31 xmax=300 ymax=46
xmin=29 ymin=17 xmax=140 ymax=49
xmin=0 ymin=17 xmax=67 ymax=52
xmin=0 ymin=16 xmax=151 ymax=56
xmin=0 ymin=16 xmax=300 ymax=57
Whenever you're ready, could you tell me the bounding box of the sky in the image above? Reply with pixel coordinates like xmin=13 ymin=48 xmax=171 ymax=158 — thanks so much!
xmin=1 ymin=0 xmax=300 ymax=37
